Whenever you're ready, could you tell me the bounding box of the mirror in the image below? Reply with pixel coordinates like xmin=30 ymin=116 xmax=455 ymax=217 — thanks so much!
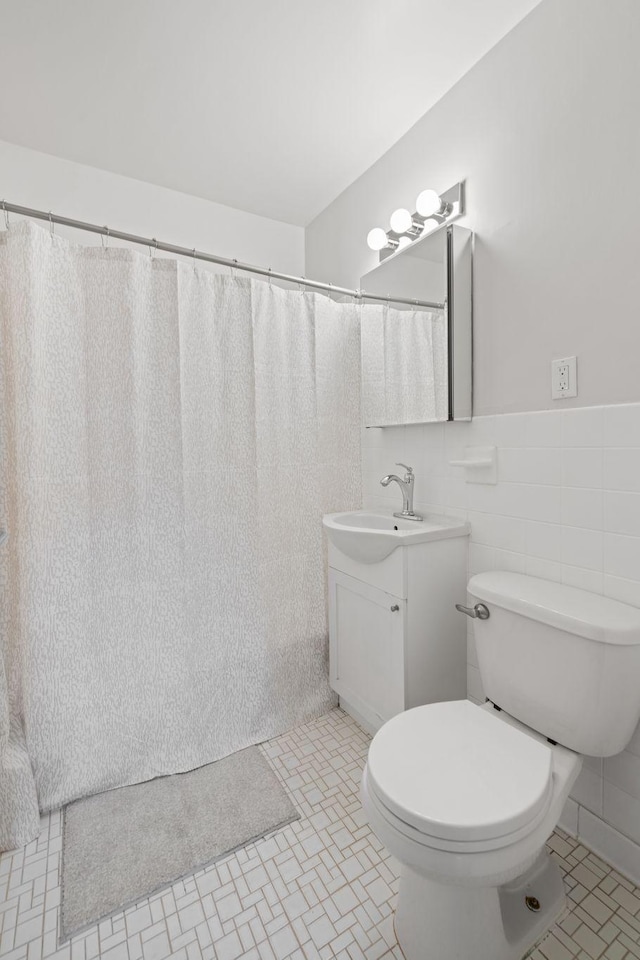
xmin=360 ymin=223 xmax=472 ymax=426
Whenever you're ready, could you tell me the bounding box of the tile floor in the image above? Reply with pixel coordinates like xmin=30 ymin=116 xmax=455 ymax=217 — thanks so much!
xmin=1 ymin=707 xmax=640 ymax=960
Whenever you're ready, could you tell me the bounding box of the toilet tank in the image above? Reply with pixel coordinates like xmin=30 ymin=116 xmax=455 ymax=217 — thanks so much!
xmin=468 ymin=572 xmax=640 ymax=756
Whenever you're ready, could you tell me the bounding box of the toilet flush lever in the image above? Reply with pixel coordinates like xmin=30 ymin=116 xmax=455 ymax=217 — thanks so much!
xmin=455 ymin=602 xmax=490 ymax=620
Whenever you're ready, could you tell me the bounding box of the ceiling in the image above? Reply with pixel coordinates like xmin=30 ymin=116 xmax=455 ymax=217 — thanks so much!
xmin=0 ymin=0 xmax=542 ymax=225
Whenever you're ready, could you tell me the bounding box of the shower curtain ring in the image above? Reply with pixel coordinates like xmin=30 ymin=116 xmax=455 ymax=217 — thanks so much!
xmin=48 ymin=211 xmax=54 ymax=239
xmin=2 ymin=200 xmax=9 ymax=230
xmin=231 ymin=258 xmax=238 ymax=278
xmin=101 ymin=226 xmax=109 ymax=249
xmin=192 ymin=247 xmax=197 ymax=272
xmin=268 ymin=267 xmax=272 ymax=287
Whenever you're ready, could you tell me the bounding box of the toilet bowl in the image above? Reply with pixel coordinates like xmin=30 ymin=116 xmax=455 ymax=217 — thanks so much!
xmin=361 ymin=572 xmax=640 ymax=960
xmin=362 ymin=700 xmax=581 ymax=960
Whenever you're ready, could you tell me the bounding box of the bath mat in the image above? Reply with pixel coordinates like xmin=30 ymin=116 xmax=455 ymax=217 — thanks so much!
xmin=61 ymin=746 xmax=299 ymax=941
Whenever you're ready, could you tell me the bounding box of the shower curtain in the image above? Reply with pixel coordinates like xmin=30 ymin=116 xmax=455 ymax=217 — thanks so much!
xmin=0 ymin=221 xmax=361 ymax=848
xmin=361 ymin=304 xmax=448 ymax=425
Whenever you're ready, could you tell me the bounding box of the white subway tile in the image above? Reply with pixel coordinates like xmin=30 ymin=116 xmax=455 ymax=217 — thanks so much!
xmin=604 ymin=574 xmax=640 ymax=609
xmin=561 ymin=487 xmax=603 ymax=530
xmin=578 ymin=808 xmax=640 ymax=886
xmin=423 ymin=422 xmax=445 ymax=450
xmin=466 ymin=630 xmax=478 ymax=668
xmin=603 ymin=782 xmax=640 ymax=846
xmin=511 ymin=483 xmax=562 ymax=523
xmin=604 ymin=751 xmax=640 ymax=800
xmin=495 ymin=413 xmax=530 ymax=448
xmin=561 ymin=527 xmax=604 ymax=572
xmin=561 ymin=565 xmax=604 ymax=594
xmin=443 ymin=421 xmax=473 ymax=449
xmin=492 ymin=548 xmax=528 ymax=573
xmin=604 ymin=403 xmax=640 ymax=447
xmin=499 ymin=447 xmax=561 ymax=485
xmin=563 ymin=407 xmax=604 ymax=447
xmin=424 ymin=447 xmax=447 ymax=478
xmin=624 ymin=721 xmax=640 ymax=760
xmin=467 ymin=664 xmax=485 ymax=703
xmin=465 ymin=482 xmax=504 ymax=515
xmin=524 ymin=556 xmax=562 ymax=582
xmin=524 ymin=521 xmax=562 ymax=561
xmin=522 ymin=411 xmax=563 ymax=447
xmin=468 ymin=543 xmax=495 ymax=576
xmin=605 ymin=491 xmax=640 ymax=537
xmin=562 ymin=448 xmax=604 ymax=489
xmin=559 ymin=797 xmax=579 ymax=836
xmin=465 ymin=415 xmax=497 ymax=446
xmin=467 ymin=511 xmax=526 ymax=552
xmin=604 ymin=533 xmax=640 ymax=582
xmin=604 ymin=448 xmax=640 ymax=493
xmin=362 ymin=426 xmax=386 ymax=449
xmin=571 ymin=764 xmax=603 ymax=816
xmin=441 ymin=479 xmax=469 ymax=510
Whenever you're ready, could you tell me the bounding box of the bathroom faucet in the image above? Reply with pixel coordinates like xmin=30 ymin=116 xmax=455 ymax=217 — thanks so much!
xmin=380 ymin=463 xmax=423 ymax=521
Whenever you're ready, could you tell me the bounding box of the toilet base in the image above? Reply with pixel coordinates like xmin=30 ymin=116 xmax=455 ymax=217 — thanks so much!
xmin=395 ymin=849 xmax=565 ymax=960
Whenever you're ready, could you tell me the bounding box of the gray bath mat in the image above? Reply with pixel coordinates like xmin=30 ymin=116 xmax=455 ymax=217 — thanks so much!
xmin=61 ymin=746 xmax=299 ymax=941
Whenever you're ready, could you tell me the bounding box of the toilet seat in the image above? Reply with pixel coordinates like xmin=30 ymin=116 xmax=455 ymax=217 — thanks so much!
xmin=366 ymin=700 xmax=553 ymax=848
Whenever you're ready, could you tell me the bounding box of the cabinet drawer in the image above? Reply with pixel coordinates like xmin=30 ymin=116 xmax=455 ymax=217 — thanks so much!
xmin=327 ymin=542 xmax=407 ymax=598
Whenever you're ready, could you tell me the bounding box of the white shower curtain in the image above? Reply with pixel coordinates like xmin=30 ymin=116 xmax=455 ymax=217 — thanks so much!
xmin=361 ymin=304 xmax=448 ymax=425
xmin=0 ymin=221 xmax=361 ymax=848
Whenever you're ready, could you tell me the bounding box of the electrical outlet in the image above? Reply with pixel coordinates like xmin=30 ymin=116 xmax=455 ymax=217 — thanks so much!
xmin=551 ymin=356 xmax=577 ymax=400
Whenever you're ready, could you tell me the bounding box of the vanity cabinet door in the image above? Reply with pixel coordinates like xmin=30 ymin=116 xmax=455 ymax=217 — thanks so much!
xmin=328 ymin=569 xmax=406 ymax=731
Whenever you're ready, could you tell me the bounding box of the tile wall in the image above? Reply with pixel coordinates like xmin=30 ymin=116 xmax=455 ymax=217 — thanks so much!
xmin=362 ymin=402 xmax=640 ymax=883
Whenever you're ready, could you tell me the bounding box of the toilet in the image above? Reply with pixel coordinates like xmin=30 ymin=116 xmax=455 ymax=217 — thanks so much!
xmin=361 ymin=571 xmax=640 ymax=960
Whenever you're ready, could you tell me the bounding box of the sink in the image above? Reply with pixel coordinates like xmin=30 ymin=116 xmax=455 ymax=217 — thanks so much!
xmin=323 ymin=510 xmax=470 ymax=564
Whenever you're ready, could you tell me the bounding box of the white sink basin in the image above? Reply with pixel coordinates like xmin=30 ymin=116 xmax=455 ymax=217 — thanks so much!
xmin=323 ymin=510 xmax=469 ymax=564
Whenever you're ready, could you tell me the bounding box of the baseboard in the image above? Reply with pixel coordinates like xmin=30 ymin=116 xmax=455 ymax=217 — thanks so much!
xmin=577 ymin=807 xmax=640 ymax=886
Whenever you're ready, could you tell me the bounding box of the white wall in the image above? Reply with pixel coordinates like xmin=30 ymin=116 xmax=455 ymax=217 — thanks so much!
xmin=306 ymin=0 xmax=640 ymax=416
xmin=305 ymin=0 xmax=640 ymax=882
xmin=0 ymin=140 xmax=304 ymax=274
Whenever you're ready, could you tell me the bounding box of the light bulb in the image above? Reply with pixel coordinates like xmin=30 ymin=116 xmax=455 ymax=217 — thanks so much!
xmin=416 ymin=189 xmax=442 ymax=218
xmin=367 ymin=227 xmax=389 ymax=251
xmin=421 ymin=217 xmax=439 ymax=234
xmin=396 ymin=236 xmax=412 ymax=250
xmin=389 ymin=208 xmax=413 ymax=234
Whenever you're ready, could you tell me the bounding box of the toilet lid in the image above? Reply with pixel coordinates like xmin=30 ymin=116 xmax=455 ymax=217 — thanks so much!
xmin=367 ymin=700 xmax=553 ymax=843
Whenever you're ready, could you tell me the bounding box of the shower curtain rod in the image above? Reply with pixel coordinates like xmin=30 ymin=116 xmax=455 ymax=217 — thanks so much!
xmin=1 ymin=200 xmax=444 ymax=311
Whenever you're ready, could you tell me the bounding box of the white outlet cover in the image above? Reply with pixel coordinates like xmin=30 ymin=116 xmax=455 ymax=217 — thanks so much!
xmin=551 ymin=356 xmax=577 ymax=400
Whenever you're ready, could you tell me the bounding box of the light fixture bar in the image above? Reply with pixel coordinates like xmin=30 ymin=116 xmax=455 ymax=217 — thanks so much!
xmin=367 ymin=180 xmax=465 ymax=262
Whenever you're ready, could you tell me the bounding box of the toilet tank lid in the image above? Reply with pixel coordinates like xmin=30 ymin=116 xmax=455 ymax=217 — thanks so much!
xmin=469 ymin=572 xmax=640 ymax=645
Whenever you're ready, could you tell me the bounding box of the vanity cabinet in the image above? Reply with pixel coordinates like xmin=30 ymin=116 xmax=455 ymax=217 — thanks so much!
xmin=327 ymin=531 xmax=469 ymax=735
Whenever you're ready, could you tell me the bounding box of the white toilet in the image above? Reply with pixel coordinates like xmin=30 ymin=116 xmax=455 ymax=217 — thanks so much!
xmin=361 ymin=571 xmax=640 ymax=960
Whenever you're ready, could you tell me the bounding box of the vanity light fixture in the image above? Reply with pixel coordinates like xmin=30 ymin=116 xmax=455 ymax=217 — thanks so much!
xmin=366 ymin=180 xmax=465 ymax=259
xmin=389 ymin=208 xmax=423 ymax=237
xmin=366 ymin=227 xmax=398 ymax=252
xmin=415 ymin=189 xmax=451 ymax=218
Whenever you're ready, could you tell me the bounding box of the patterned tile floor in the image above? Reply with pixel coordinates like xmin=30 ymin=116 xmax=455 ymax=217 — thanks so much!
xmin=1 ymin=707 xmax=640 ymax=960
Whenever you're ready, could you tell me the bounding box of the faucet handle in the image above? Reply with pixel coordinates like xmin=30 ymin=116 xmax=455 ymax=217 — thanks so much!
xmin=396 ymin=462 xmax=414 ymax=478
